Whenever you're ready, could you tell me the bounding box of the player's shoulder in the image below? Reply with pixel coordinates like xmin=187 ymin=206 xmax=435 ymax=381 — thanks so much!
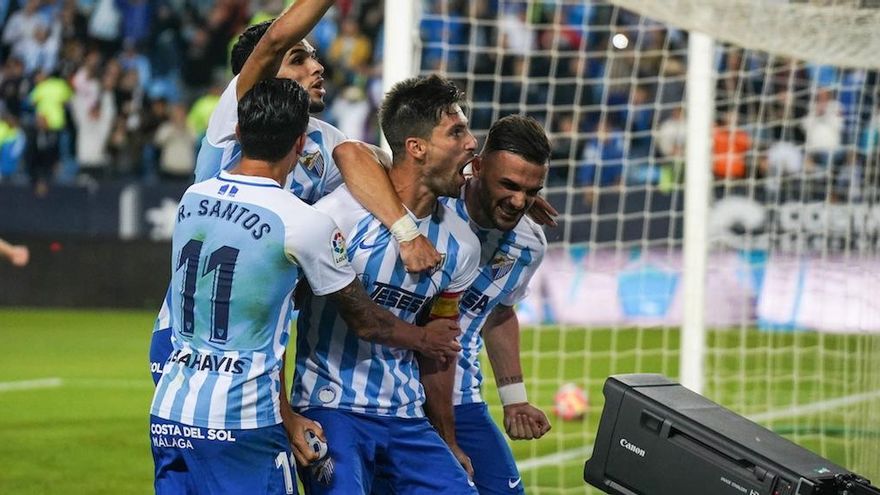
xmin=308 ymin=117 xmax=347 ymax=144
xmin=314 ymin=184 xmax=357 ymax=212
xmin=513 ymin=215 xmax=547 ymax=252
xmin=438 ymin=195 xmax=469 ymax=223
xmin=438 ymin=201 xmax=480 ymax=254
xmin=313 ymin=185 xmax=369 ymax=227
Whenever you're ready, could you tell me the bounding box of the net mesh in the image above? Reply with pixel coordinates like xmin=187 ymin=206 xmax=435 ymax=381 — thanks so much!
xmin=412 ymin=1 xmax=880 ymax=492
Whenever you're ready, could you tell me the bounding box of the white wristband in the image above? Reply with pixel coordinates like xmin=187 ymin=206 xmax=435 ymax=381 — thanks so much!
xmin=390 ymin=214 xmax=420 ymax=243
xmin=498 ymin=383 xmax=528 ymax=406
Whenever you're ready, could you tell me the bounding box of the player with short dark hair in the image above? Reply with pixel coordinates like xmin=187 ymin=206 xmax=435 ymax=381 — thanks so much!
xmin=292 ymin=74 xmax=482 ymax=494
xmin=446 ymin=115 xmax=553 ymax=494
xmin=150 ymin=78 xmax=339 ymax=494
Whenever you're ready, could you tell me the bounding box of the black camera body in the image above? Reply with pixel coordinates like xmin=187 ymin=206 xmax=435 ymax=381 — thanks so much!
xmin=584 ymin=374 xmax=877 ymax=495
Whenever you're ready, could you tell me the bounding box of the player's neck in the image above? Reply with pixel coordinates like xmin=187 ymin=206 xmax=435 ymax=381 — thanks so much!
xmin=232 ymin=158 xmax=289 ymax=187
xmin=464 ymin=178 xmax=494 ymax=229
xmin=388 ymin=162 xmax=437 ymax=219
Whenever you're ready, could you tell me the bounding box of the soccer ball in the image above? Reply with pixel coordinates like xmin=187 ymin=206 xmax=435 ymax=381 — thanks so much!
xmin=553 ymin=383 xmax=588 ymax=421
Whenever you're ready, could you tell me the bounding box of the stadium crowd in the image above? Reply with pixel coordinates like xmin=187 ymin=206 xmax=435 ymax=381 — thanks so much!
xmin=0 ymin=0 xmax=877 ymax=203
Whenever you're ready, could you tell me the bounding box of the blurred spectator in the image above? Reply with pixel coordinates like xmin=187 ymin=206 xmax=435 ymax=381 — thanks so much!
xmin=0 ymin=57 xmax=29 ymax=118
xmin=548 ymin=112 xmax=579 ymax=187
xmin=578 ymin=120 xmax=626 ymax=189
xmin=801 ymin=87 xmax=844 ymax=169
xmin=327 ymin=16 xmax=372 ymax=86
xmin=500 ymin=4 xmax=534 ymax=56
xmin=118 ymin=38 xmax=152 ymax=92
xmin=186 ymin=80 xmax=222 ymax=144
xmin=87 ymin=0 xmax=122 ymax=56
xmin=139 ymin=96 xmax=170 ymax=179
xmin=154 ymin=102 xmax=195 ymax=181
xmin=2 ymin=0 xmax=47 ymax=57
xmin=118 ymin=0 xmax=153 ymax=45
xmin=656 ymin=106 xmax=686 ymax=160
xmin=419 ymin=2 xmax=468 ymax=72
xmin=328 ymin=85 xmax=370 ymax=142
xmin=0 ymin=111 xmax=25 ymax=180
xmin=713 ymin=110 xmax=750 ymax=179
xmin=758 ymin=140 xmax=804 ymax=197
xmin=71 ymin=69 xmax=116 ymax=180
xmin=26 ymin=71 xmax=72 ymax=193
xmin=12 ymin=20 xmax=60 ymax=78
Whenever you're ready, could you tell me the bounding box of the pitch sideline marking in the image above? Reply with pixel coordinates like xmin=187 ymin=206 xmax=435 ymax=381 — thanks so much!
xmin=0 ymin=377 xmax=63 ymax=392
xmin=519 ymin=388 xmax=880 ymax=471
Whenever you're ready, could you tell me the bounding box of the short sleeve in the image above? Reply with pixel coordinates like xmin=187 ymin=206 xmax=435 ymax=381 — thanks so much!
xmin=285 ymin=207 xmax=357 ymax=296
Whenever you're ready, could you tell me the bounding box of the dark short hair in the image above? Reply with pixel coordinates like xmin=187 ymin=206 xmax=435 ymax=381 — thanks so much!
xmin=230 ymin=20 xmax=273 ymax=76
xmin=237 ymin=78 xmax=310 ymax=162
xmin=379 ymin=75 xmax=465 ymax=159
xmin=483 ymin=115 xmax=551 ymax=166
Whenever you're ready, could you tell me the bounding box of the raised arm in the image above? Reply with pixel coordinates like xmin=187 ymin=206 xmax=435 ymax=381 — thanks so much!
xmin=333 ymin=140 xmax=442 ymax=273
xmin=236 ymin=0 xmax=335 ymax=99
xmin=483 ymin=304 xmax=551 ymax=440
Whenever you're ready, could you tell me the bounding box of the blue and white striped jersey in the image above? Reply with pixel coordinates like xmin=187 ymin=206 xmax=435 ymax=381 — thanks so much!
xmin=193 ymin=75 xmax=348 ymax=205
xmin=441 ymin=193 xmax=546 ymax=406
xmin=151 ymin=172 xmax=356 ymax=430
xmin=154 ymin=76 xmax=349 ymax=336
xmin=291 ymin=186 xmax=481 ymax=419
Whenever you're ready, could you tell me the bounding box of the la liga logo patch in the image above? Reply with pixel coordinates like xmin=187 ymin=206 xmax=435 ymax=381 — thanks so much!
xmin=330 ymin=230 xmax=347 ymax=266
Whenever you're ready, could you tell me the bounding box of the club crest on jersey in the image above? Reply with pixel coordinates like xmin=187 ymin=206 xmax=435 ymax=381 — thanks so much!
xmin=430 ymin=253 xmax=447 ymax=275
xmin=300 ymin=151 xmax=325 ymax=177
xmin=330 ymin=229 xmax=347 ymax=266
xmin=490 ymin=253 xmax=515 ymax=280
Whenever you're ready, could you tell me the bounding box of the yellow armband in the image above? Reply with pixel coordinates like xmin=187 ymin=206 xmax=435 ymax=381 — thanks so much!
xmin=429 ymin=291 xmax=461 ymax=320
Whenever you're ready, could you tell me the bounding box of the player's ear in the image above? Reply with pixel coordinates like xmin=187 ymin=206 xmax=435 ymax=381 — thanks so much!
xmin=470 ymin=154 xmax=483 ymax=177
xmin=294 ymin=134 xmax=306 ymax=156
xmin=405 ymin=137 xmax=427 ymax=161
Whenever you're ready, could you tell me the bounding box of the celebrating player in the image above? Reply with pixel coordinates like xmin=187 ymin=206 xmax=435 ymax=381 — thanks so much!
xmin=150 ymin=78 xmax=343 ymax=494
xmin=291 ymin=75 xmax=481 ymax=494
xmin=364 ymin=115 xmax=554 ymax=495
xmin=446 ymin=115 xmax=553 ymax=494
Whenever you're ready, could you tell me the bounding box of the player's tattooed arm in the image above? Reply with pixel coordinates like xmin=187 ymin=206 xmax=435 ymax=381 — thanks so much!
xmin=333 ymin=140 xmax=443 ymax=273
xmin=329 ymin=279 xmax=460 ymax=362
xmin=496 ymin=375 xmax=524 ymax=387
xmin=237 ymin=0 xmax=335 ymax=99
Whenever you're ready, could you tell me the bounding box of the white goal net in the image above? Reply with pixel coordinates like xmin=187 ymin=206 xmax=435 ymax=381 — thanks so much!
xmin=404 ymin=0 xmax=880 ymax=493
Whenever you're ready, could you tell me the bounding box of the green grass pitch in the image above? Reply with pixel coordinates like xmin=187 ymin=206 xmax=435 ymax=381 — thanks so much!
xmin=1 ymin=309 xmax=878 ymax=494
